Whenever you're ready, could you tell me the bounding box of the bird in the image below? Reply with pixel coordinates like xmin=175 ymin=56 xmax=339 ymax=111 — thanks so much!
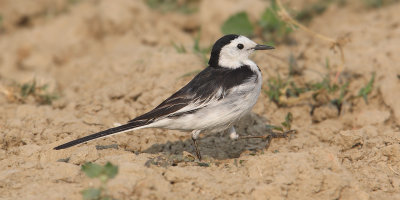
xmin=54 ymin=34 xmax=274 ymax=160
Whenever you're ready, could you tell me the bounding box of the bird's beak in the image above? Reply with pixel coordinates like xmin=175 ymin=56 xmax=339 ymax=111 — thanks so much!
xmin=253 ymin=44 xmax=274 ymax=50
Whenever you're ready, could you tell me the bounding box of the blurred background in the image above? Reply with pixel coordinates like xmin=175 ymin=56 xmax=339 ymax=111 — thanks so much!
xmin=1 ymin=0 xmax=400 ymax=199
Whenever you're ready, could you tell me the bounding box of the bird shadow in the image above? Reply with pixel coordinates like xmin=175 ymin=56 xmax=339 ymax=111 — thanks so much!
xmin=140 ymin=113 xmax=283 ymax=161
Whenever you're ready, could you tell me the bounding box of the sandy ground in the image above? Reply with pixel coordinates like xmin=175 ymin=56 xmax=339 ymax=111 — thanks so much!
xmin=1 ymin=0 xmax=400 ymax=199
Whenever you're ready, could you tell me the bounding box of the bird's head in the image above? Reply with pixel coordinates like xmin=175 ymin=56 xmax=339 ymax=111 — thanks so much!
xmin=208 ymin=34 xmax=274 ymax=68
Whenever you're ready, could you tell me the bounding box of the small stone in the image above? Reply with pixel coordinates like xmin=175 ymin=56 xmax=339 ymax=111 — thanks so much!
xmin=312 ymin=104 xmax=339 ymax=123
xmin=334 ymin=129 xmax=364 ymax=151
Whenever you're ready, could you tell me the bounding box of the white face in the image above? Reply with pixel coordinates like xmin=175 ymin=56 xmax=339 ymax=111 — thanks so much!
xmin=218 ymin=36 xmax=258 ymax=68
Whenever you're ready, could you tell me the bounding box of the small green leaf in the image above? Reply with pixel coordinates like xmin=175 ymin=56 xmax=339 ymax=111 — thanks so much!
xmin=310 ymin=75 xmax=339 ymax=93
xmin=68 ymin=0 xmax=81 ymax=5
xmin=82 ymin=188 xmax=101 ymax=200
xmin=295 ymin=0 xmax=330 ymax=23
xmin=81 ymin=162 xmax=103 ymax=178
xmin=38 ymin=93 xmax=58 ymax=105
xmin=146 ymin=0 xmax=198 ymax=14
xmin=172 ymin=42 xmax=186 ymax=53
xmin=282 ymin=112 xmax=293 ymax=130
xmin=221 ymin=12 xmax=254 ymax=36
xmin=20 ymin=80 xmax=36 ymax=97
xmin=364 ymin=0 xmax=383 ymax=8
xmin=338 ymin=82 xmax=349 ymax=104
xmin=192 ymin=32 xmax=211 ymax=65
xmin=325 ymin=58 xmax=330 ymax=69
xmin=104 ymin=162 xmax=118 ymax=179
xmin=259 ymin=1 xmax=293 ymax=42
xmin=358 ymin=73 xmax=375 ymax=104
xmin=285 ymin=112 xmax=293 ymax=123
xmin=193 ymin=32 xmax=201 ymax=53
xmin=265 ymin=74 xmax=287 ymax=105
xmin=198 ymin=162 xmax=210 ymax=167
xmin=266 ymin=124 xmax=283 ymax=132
xmin=259 ymin=3 xmax=281 ymax=31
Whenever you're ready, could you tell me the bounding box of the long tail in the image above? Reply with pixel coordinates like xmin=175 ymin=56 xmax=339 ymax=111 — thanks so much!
xmin=54 ymin=121 xmax=147 ymax=150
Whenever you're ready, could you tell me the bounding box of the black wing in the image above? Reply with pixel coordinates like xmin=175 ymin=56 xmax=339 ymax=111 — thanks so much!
xmin=129 ymin=65 xmax=256 ymax=124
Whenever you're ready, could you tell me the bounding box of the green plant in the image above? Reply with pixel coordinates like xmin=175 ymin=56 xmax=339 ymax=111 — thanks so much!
xmin=172 ymin=42 xmax=187 ymax=53
xmin=0 ymin=14 xmax=3 ymax=29
xmin=192 ymin=32 xmax=211 ymax=65
xmin=264 ymin=74 xmax=287 ymax=105
xmin=358 ymin=73 xmax=375 ymax=104
xmin=68 ymin=0 xmax=81 ymax=4
xmin=20 ymin=80 xmax=37 ymax=97
xmin=309 ymin=75 xmax=339 ymax=93
xmin=259 ymin=0 xmax=293 ymax=42
xmin=179 ymin=31 xmax=212 ymax=78
xmin=295 ymin=0 xmax=333 ymax=23
xmin=266 ymin=112 xmax=293 ymax=132
xmin=281 ymin=112 xmax=293 ymax=130
xmin=221 ymin=12 xmax=254 ymax=37
xmin=146 ymin=0 xmax=199 ymax=14
xmin=19 ymin=79 xmax=58 ymax=105
xmin=363 ymin=0 xmax=400 ymax=8
xmin=264 ymin=55 xmax=306 ymax=106
xmin=364 ymin=0 xmax=384 ymax=7
xmin=275 ymin=0 xmax=349 ymax=81
xmin=81 ymin=162 xmax=119 ymax=200
xmin=264 ymin=53 xmax=376 ymax=116
xmin=220 ymin=0 xmax=296 ymax=43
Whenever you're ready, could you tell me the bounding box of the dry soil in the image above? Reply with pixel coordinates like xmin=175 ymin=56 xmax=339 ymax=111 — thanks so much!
xmin=0 ymin=0 xmax=400 ymax=199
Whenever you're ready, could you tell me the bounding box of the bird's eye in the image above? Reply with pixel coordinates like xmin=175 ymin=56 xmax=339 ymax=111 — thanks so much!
xmin=237 ymin=44 xmax=244 ymax=49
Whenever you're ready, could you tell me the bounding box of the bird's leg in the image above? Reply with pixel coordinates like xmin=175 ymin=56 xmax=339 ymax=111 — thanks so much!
xmin=239 ymin=130 xmax=296 ymax=150
xmin=191 ymin=130 xmax=202 ymax=161
xmin=229 ymin=126 xmax=239 ymax=140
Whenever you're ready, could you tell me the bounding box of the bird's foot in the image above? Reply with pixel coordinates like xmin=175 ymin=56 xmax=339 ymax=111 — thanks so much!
xmin=191 ymin=130 xmax=202 ymax=161
xmin=229 ymin=126 xmax=239 ymax=140
xmin=192 ymin=138 xmax=202 ymax=161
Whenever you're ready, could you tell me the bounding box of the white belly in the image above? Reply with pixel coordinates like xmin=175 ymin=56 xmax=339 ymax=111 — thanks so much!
xmin=151 ymin=72 xmax=262 ymax=132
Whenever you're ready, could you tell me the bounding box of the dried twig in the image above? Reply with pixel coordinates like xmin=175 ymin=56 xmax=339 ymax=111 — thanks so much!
xmin=276 ymin=0 xmax=350 ymax=83
xmin=388 ymin=164 xmax=400 ymax=176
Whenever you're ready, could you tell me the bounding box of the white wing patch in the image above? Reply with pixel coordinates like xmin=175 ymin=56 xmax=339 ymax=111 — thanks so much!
xmin=167 ymin=87 xmax=225 ymax=117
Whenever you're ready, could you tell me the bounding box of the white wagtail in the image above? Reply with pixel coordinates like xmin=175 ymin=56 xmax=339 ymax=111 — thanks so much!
xmin=54 ymin=34 xmax=274 ymax=160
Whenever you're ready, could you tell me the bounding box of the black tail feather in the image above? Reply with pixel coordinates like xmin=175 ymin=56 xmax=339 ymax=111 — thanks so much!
xmin=54 ymin=122 xmax=144 ymax=150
